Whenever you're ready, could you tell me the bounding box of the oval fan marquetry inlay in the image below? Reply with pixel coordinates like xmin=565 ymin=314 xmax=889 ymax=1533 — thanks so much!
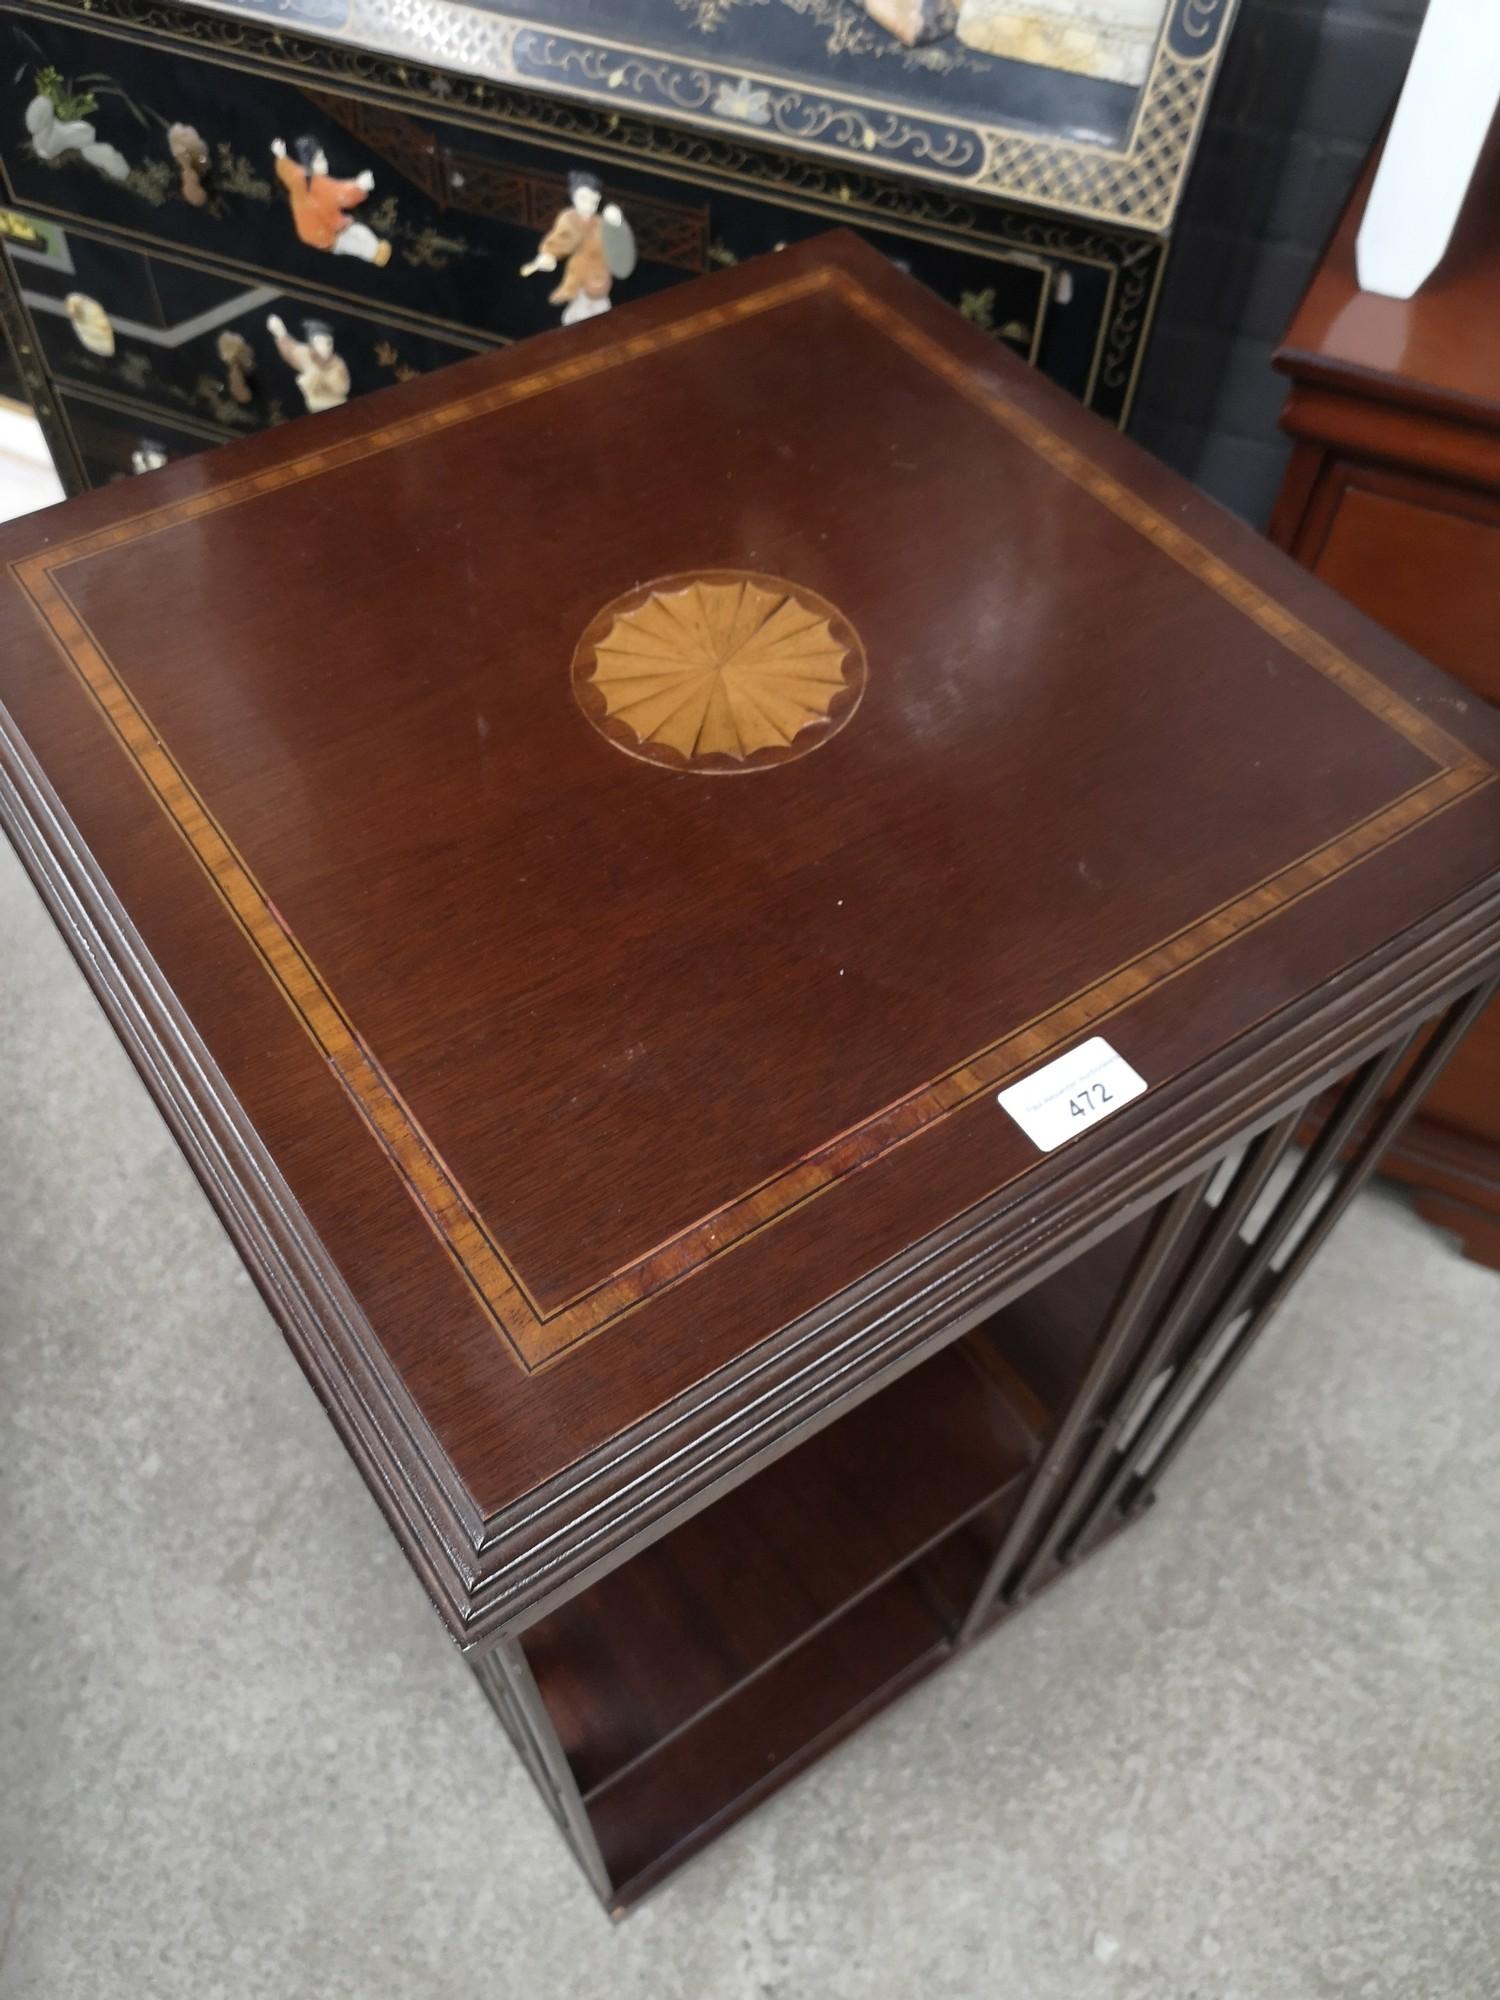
xmin=571 ymin=570 xmax=866 ymax=773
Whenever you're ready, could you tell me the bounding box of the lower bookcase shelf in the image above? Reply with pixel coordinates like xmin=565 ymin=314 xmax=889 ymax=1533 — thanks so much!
xmin=506 ymin=1192 xmax=1229 ymax=1906
xmin=586 ymin=1564 xmax=950 ymax=1899
xmin=505 ymin=1128 xmax=1351 ymax=1907
xmin=515 ymin=1311 xmax=1088 ymax=1905
xmin=524 ymin=1342 xmax=1035 ymax=1750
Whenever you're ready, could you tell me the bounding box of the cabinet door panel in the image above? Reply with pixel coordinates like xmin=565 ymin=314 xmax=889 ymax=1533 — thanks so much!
xmin=1415 ymin=1019 xmax=1500 ymax=1152
xmin=1312 ymin=471 xmax=1500 ymax=700
xmin=1298 ymin=461 xmax=1500 ymax=1186
xmin=56 ymin=387 xmax=220 ymax=483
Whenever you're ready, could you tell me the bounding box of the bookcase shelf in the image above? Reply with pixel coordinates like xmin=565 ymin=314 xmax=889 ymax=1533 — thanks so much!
xmin=522 ymin=1337 xmax=1039 ymax=1802
xmin=589 ymin=1564 xmax=951 ymax=1902
xmin=516 ymin=1237 xmax=1173 ymax=1906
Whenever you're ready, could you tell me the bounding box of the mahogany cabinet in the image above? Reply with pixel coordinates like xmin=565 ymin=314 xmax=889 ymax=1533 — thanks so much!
xmin=1270 ymin=130 xmax=1500 ymax=1269
xmin=2 ymin=233 xmax=1497 ymax=1909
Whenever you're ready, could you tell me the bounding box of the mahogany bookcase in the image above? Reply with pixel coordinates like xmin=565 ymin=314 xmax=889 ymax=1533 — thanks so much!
xmin=2 ymin=232 xmax=1497 ymax=1912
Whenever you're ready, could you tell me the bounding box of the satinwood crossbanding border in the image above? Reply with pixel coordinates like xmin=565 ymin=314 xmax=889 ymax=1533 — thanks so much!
xmin=9 ymin=262 xmax=1494 ymax=1371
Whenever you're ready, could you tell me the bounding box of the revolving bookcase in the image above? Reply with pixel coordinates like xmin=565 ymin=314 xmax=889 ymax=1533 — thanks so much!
xmin=1 ymin=233 xmax=1497 ymax=1911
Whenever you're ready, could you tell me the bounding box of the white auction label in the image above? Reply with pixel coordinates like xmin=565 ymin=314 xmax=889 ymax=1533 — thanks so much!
xmin=996 ymin=1036 xmax=1147 ymax=1153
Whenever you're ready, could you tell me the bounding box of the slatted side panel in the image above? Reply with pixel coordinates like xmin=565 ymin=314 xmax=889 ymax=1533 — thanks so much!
xmin=970 ymin=977 xmax=1499 ymax=1617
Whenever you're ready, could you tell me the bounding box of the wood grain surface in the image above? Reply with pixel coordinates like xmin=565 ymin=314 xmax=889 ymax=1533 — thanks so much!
xmin=4 ymin=230 xmax=1500 ymax=1637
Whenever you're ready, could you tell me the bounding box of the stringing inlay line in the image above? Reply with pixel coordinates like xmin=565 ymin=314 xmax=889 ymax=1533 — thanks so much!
xmin=10 ymin=262 xmax=1494 ymax=1372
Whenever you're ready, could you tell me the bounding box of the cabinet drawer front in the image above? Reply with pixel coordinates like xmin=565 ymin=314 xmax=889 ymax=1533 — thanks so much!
xmin=55 ymin=386 xmax=221 ymax=482
xmin=11 ymin=223 xmax=488 ymax=456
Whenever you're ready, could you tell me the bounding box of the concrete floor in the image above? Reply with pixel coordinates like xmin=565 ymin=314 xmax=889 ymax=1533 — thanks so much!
xmin=1 ymin=820 xmax=1498 ymax=2000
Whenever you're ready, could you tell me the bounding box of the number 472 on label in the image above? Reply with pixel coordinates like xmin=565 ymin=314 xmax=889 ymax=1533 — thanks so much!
xmin=1069 ymin=1080 xmax=1115 ymax=1121
xmin=996 ymin=1037 xmax=1148 ymax=1154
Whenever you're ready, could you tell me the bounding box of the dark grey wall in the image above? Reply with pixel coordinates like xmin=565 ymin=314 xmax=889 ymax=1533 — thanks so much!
xmin=1130 ymin=0 xmax=1428 ymax=528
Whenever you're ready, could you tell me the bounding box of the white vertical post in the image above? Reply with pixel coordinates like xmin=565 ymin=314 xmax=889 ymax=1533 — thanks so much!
xmin=1355 ymin=0 xmax=1500 ymax=300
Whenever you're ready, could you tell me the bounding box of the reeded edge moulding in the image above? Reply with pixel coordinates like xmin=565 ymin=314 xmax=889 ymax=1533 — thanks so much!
xmin=571 ymin=569 xmax=867 ymax=774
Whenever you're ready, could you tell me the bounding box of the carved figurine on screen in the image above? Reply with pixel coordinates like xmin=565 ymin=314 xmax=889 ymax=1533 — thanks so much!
xmin=216 ymin=330 xmax=256 ymax=406
xmin=859 ymin=0 xmax=959 ymax=46
xmin=270 ymin=135 xmax=391 ymax=267
xmin=519 ymin=171 xmax=635 ymax=326
xmin=23 ymin=67 xmax=129 ymax=181
xmin=167 ymin=122 xmax=210 ymax=207
xmin=64 ymin=292 xmax=115 ymax=357
xmin=266 ymin=313 xmax=349 ymax=414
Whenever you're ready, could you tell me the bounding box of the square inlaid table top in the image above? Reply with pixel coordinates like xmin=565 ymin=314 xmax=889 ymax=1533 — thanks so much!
xmin=3 ymin=233 xmax=1498 ymax=1639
